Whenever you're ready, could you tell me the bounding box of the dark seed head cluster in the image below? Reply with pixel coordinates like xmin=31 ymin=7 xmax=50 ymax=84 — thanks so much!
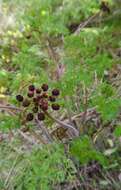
xmin=16 ymin=83 xmax=60 ymax=122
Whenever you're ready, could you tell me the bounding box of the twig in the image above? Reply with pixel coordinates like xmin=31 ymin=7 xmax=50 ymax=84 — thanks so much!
xmin=65 ymin=107 xmax=97 ymax=122
xmin=74 ymin=11 xmax=100 ymax=35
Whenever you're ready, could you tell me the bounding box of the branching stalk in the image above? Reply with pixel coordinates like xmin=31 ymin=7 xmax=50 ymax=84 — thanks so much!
xmin=44 ymin=111 xmax=79 ymax=137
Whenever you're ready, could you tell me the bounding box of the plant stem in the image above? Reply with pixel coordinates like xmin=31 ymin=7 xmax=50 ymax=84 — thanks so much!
xmin=0 ymin=104 xmax=22 ymax=111
xmin=35 ymin=117 xmax=53 ymax=143
xmin=74 ymin=11 xmax=100 ymax=35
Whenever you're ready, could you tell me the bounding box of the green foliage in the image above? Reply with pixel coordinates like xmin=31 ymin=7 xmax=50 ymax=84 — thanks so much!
xmin=92 ymin=96 xmax=121 ymax=122
xmin=70 ymin=136 xmax=108 ymax=166
xmin=90 ymin=83 xmax=121 ymax=122
xmin=114 ymin=126 xmax=121 ymax=137
xmin=0 ymin=115 xmax=20 ymax=132
xmin=10 ymin=143 xmax=76 ymax=190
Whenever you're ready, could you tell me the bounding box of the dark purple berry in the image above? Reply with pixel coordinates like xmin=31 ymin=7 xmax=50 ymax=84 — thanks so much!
xmin=41 ymin=103 xmax=48 ymax=111
xmin=38 ymin=112 xmax=45 ymax=121
xmin=41 ymin=83 xmax=49 ymax=91
xmin=26 ymin=113 xmax=34 ymax=121
xmin=36 ymin=88 xmax=41 ymax=94
xmin=36 ymin=95 xmax=42 ymax=101
xmin=49 ymin=96 xmax=56 ymax=102
xmin=40 ymin=98 xmax=47 ymax=105
xmin=22 ymin=99 xmax=30 ymax=107
xmin=28 ymin=85 xmax=35 ymax=91
xmin=52 ymin=89 xmax=60 ymax=96
xmin=32 ymin=106 xmax=38 ymax=113
xmin=27 ymin=91 xmax=34 ymax=98
xmin=16 ymin=95 xmax=23 ymax=102
xmin=33 ymin=97 xmax=38 ymax=104
xmin=51 ymin=103 xmax=60 ymax=110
